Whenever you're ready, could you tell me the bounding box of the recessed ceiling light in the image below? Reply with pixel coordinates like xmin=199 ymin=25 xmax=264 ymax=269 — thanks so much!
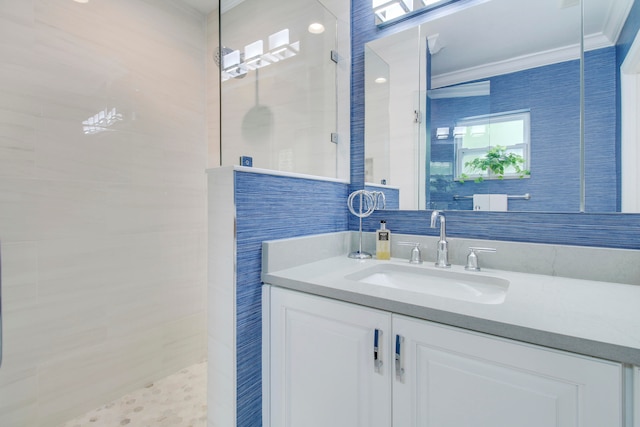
xmin=74 ymin=0 xmax=89 ymax=3
xmin=375 ymin=77 xmax=387 ymax=84
xmin=308 ymin=23 xmax=325 ymax=34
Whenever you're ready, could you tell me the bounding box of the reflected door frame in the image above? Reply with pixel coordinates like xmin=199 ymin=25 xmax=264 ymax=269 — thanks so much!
xmin=622 ymin=31 xmax=640 ymax=213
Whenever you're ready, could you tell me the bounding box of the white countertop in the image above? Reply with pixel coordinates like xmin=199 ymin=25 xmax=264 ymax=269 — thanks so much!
xmin=262 ymin=255 xmax=640 ymax=365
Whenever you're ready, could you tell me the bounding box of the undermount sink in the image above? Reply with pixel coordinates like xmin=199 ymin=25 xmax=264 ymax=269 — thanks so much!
xmin=345 ymin=264 xmax=509 ymax=304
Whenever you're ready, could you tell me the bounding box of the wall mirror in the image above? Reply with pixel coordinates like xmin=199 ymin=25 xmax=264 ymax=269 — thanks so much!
xmin=365 ymin=0 xmax=637 ymax=212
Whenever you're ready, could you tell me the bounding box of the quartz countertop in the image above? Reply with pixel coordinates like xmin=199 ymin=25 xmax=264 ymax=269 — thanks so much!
xmin=262 ymin=255 xmax=640 ymax=365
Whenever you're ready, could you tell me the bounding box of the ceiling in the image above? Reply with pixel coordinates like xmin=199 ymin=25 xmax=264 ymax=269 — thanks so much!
xmin=181 ymin=0 xmax=344 ymax=17
xmin=368 ymin=0 xmax=634 ymax=88
xmin=180 ymin=0 xmax=219 ymax=14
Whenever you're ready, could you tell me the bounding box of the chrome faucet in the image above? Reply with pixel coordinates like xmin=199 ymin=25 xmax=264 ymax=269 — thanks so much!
xmin=398 ymin=242 xmax=422 ymax=264
xmin=430 ymin=210 xmax=451 ymax=268
xmin=465 ymin=247 xmax=496 ymax=271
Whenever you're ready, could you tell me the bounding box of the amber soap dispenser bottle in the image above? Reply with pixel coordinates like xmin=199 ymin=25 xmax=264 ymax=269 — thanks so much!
xmin=376 ymin=220 xmax=391 ymax=260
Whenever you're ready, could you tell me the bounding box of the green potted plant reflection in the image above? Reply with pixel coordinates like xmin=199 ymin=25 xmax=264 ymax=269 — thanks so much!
xmin=460 ymin=146 xmax=530 ymax=183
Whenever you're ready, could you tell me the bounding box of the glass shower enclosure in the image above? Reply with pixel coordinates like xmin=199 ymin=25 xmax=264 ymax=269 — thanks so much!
xmin=219 ymin=0 xmax=349 ymax=180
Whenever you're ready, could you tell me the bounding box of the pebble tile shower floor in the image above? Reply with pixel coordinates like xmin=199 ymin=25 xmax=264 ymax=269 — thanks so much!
xmin=59 ymin=361 xmax=207 ymax=427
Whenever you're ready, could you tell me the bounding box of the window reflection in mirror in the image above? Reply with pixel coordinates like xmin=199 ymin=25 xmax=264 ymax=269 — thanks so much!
xmin=454 ymin=110 xmax=531 ymax=182
xmin=374 ymin=0 xmax=455 ymax=25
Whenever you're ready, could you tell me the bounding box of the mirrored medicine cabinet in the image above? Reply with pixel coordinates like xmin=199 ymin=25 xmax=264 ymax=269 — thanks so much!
xmin=364 ymin=0 xmax=639 ymax=212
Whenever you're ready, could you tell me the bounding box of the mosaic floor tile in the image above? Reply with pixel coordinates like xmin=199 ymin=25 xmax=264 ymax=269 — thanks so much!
xmin=59 ymin=361 xmax=207 ymax=427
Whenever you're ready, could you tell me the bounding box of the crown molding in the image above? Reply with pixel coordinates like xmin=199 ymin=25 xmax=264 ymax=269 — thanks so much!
xmin=432 ymin=33 xmax=615 ymax=89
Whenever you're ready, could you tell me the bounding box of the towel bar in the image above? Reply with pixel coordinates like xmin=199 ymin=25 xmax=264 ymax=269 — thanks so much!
xmin=452 ymin=193 xmax=531 ymax=201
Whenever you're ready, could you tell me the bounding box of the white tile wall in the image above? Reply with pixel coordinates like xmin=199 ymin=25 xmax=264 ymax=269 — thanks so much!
xmin=206 ymin=167 xmax=236 ymax=427
xmin=0 ymin=0 xmax=210 ymax=425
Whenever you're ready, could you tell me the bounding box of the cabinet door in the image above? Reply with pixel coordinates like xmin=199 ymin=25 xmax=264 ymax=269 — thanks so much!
xmin=392 ymin=314 xmax=622 ymax=427
xmin=268 ymin=287 xmax=392 ymax=427
xmin=635 ymin=367 xmax=640 ymax=427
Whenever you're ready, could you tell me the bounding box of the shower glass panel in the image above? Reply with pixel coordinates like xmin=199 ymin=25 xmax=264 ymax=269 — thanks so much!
xmin=220 ymin=0 xmax=340 ymax=178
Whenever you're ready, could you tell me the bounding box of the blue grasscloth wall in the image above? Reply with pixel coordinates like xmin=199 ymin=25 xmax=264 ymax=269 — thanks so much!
xmin=617 ymin=0 xmax=640 ymax=63
xmin=234 ymin=171 xmax=349 ymax=426
xmin=365 ymin=184 xmax=400 ymax=209
xmin=429 ymin=48 xmax=616 ymax=212
xmin=360 ymin=209 xmax=640 ymax=250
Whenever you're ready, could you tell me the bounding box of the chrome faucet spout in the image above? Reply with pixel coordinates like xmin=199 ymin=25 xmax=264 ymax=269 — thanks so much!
xmin=430 ymin=210 xmax=451 ymax=268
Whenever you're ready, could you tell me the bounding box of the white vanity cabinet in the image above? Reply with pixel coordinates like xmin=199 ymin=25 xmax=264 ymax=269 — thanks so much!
xmin=635 ymin=367 xmax=640 ymax=427
xmin=265 ymin=286 xmax=624 ymax=427
xmin=392 ymin=314 xmax=623 ymax=427
xmin=265 ymin=286 xmax=392 ymax=427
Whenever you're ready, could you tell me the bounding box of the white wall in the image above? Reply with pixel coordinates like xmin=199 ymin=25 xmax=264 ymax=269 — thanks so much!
xmin=621 ymin=30 xmax=640 ymax=213
xmin=0 ymin=0 xmax=208 ymax=425
xmin=206 ymin=167 xmax=236 ymax=427
xmin=366 ymin=28 xmax=422 ymax=209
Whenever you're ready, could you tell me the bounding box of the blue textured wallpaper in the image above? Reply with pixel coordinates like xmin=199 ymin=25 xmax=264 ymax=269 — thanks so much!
xmin=585 ymin=47 xmax=619 ymax=212
xmin=617 ymin=0 xmax=640 ymax=62
xmin=364 ymin=184 xmax=400 ymax=209
xmin=428 ymin=48 xmax=616 ymax=212
xmin=361 ymin=210 xmax=640 ymax=250
xmin=234 ymin=171 xmax=349 ymax=426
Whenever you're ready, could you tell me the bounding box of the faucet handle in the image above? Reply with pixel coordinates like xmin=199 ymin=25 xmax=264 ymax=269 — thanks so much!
xmin=398 ymin=242 xmax=423 ymax=264
xmin=465 ymin=247 xmax=496 ymax=271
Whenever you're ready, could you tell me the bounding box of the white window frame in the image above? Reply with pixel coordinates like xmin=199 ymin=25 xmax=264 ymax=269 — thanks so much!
xmin=454 ymin=110 xmax=531 ymax=181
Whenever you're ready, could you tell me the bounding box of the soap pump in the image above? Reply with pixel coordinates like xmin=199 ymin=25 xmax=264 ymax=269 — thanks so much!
xmin=376 ymin=220 xmax=391 ymax=260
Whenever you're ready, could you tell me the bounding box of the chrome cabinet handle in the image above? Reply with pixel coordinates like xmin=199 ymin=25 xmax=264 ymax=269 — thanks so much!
xmin=374 ymin=329 xmax=383 ymax=372
xmin=395 ymin=334 xmax=404 ymax=380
